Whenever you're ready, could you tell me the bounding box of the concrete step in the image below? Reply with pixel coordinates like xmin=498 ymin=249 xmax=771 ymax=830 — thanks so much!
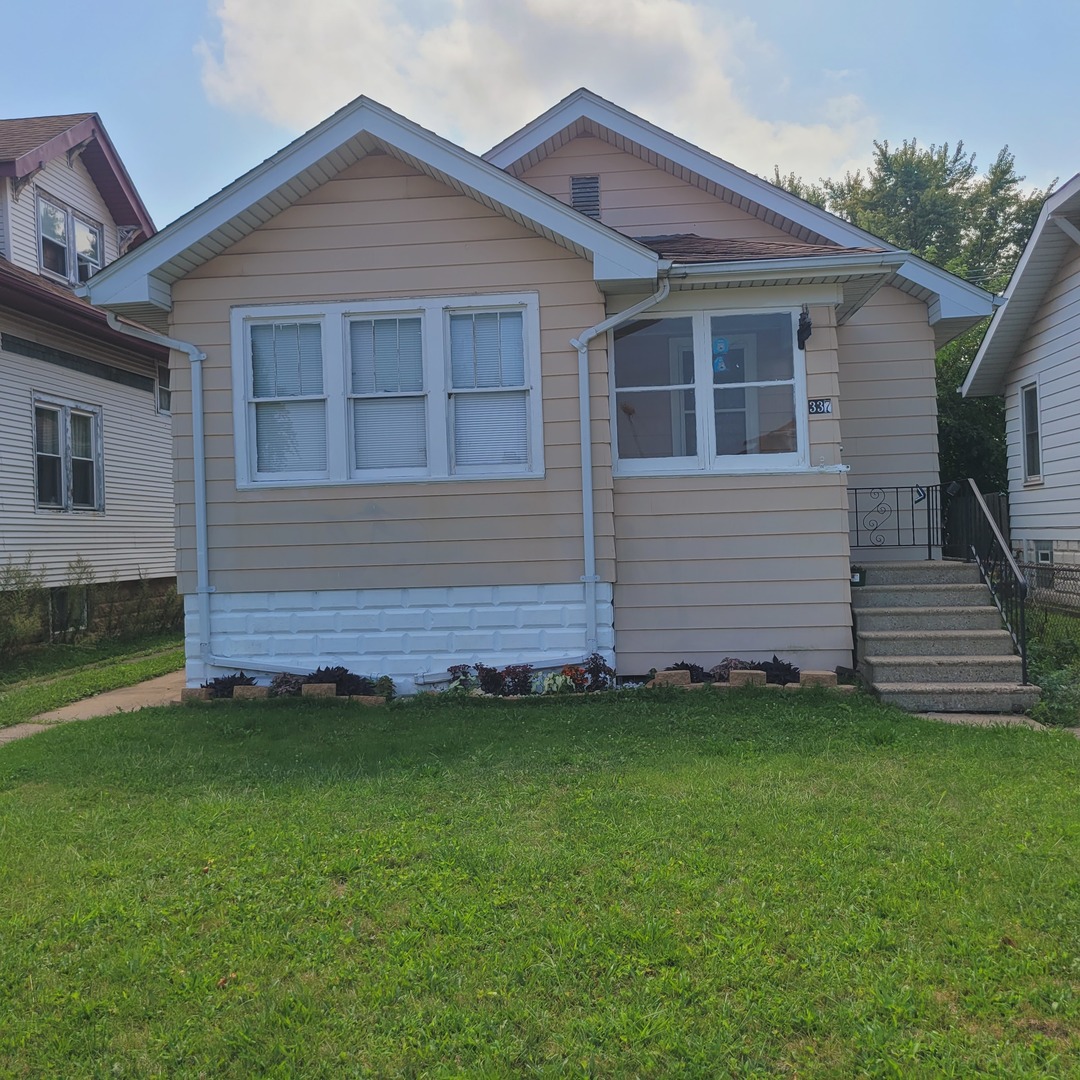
xmin=856 ymin=629 xmax=1017 ymax=659
xmin=854 ymin=606 xmax=1004 ymax=632
xmin=852 ymin=583 xmax=991 ymax=609
xmin=874 ymin=682 xmax=1040 ymax=714
xmin=861 ymin=654 xmax=1023 ymax=686
xmin=857 ymin=561 xmax=982 ymax=586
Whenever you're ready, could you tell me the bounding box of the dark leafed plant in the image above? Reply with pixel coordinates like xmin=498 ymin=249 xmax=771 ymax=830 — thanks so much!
xmin=202 ymin=671 xmax=256 ymax=699
xmin=709 ymin=657 xmax=764 ymax=683
xmin=583 ymin=652 xmax=615 ymax=691
xmin=447 ymin=664 xmax=474 ymax=690
xmin=269 ymin=671 xmax=305 ymax=697
xmin=666 ymin=661 xmax=711 ymax=684
xmin=305 ymin=666 xmax=375 ymax=697
xmin=474 ymin=663 xmax=505 ymax=696
xmin=501 ymin=663 xmax=534 ymax=696
xmin=759 ymin=655 xmax=801 ymax=686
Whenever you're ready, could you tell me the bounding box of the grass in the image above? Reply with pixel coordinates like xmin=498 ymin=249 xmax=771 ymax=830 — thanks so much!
xmin=0 ymin=633 xmax=184 ymax=728
xmin=1 ymin=689 xmax=1078 ymax=1076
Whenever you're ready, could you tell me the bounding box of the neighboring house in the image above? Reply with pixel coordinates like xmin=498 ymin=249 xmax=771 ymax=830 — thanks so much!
xmin=0 ymin=113 xmax=173 ymax=608
xmin=963 ymin=173 xmax=1080 ymax=570
xmin=82 ymin=90 xmax=994 ymax=689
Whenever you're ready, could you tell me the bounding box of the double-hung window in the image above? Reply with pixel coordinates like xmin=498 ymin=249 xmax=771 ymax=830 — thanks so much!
xmin=38 ymin=194 xmax=103 ymax=284
xmin=1021 ymin=382 xmax=1041 ymax=482
xmin=613 ymin=307 xmax=806 ymax=474
xmin=34 ymin=398 xmax=103 ymax=511
xmin=233 ymin=293 xmax=542 ymax=487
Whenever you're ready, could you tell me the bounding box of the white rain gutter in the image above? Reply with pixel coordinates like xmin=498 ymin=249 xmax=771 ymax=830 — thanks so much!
xmin=103 ymin=313 xmax=212 ymax=664
xmin=569 ymin=271 xmax=671 ymax=652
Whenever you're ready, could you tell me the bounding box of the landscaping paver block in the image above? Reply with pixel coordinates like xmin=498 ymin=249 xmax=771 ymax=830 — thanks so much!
xmin=233 ymin=685 xmax=270 ymax=700
xmin=800 ymin=670 xmax=838 ymax=687
xmin=652 ymin=670 xmax=692 ymax=686
xmin=729 ymin=669 xmax=766 ymax=686
xmin=301 ymin=682 xmax=337 ymax=697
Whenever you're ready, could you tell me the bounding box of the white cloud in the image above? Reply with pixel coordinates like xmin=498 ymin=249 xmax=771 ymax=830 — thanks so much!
xmin=198 ymin=0 xmax=873 ymax=182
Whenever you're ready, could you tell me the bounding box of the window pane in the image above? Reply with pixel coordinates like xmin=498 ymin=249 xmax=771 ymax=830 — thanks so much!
xmin=353 ymin=397 xmax=427 ymax=469
xmin=613 ymin=318 xmax=695 ymax=388
xmin=715 ymin=385 xmax=796 ymax=455
xmin=1023 ymin=386 xmax=1040 ymax=477
xmin=255 ymin=400 xmax=327 ymax=472
xmin=70 ymin=413 xmax=93 ymax=459
xmin=616 ymin=389 xmax=696 ymax=458
xmin=350 ymin=317 xmax=423 ymax=393
xmin=251 ymin=322 xmax=323 ymax=398
xmin=450 ymin=312 xmax=525 ymax=389
xmin=453 ymin=391 xmax=528 ymax=467
xmin=74 ymin=218 xmax=100 ymax=263
xmin=39 ymin=200 xmax=66 ymax=244
xmin=36 ymin=456 xmax=62 ymax=507
xmin=710 ymin=313 xmax=793 ymax=384
xmin=35 ymin=408 xmax=60 ymax=455
xmin=72 ymin=459 xmax=95 ymax=507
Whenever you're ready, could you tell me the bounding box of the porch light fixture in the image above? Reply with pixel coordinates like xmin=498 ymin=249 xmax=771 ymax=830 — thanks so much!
xmin=797 ymin=305 xmax=812 ymax=349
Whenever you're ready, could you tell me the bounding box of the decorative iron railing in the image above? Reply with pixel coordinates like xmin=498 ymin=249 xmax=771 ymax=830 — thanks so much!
xmin=848 ymin=485 xmax=942 ymax=559
xmin=944 ymin=478 xmax=1028 ymax=683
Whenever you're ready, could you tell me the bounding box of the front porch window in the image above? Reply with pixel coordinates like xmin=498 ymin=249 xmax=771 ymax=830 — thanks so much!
xmin=612 ymin=307 xmax=806 ymax=475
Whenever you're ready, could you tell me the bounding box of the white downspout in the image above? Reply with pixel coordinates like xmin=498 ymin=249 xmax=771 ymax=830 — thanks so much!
xmin=104 ymin=313 xmax=211 ymax=665
xmin=569 ymin=273 xmax=670 ymax=653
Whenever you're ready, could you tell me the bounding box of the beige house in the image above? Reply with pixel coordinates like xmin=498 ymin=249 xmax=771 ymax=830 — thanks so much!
xmin=0 ymin=114 xmax=172 ymax=603
xmin=963 ymin=173 xmax=1080 ymax=569
xmin=82 ymin=90 xmax=994 ymax=689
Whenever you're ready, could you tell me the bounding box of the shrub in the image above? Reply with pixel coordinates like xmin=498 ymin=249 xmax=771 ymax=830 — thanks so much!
xmin=374 ymin=675 xmax=396 ymax=701
xmin=0 ymin=556 xmax=48 ymax=651
xmin=203 ymin=672 xmax=256 ymax=699
xmin=1029 ymin=662 xmax=1080 ymax=727
xmin=305 ymin=666 xmax=376 ymax=697
xmin=474 ymin=663 xmax=505 ymax=696
xmin=583 ymin=652 xmax=615 ymax=691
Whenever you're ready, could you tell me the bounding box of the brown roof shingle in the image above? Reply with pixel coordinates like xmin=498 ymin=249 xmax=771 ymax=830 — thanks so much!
xmin=635 ymin=233 xmax=886 ymax=264
xmin=0 ymin=114 xmax=94 ymax=162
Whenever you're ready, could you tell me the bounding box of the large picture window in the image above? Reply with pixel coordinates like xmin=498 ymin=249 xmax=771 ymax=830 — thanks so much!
xmin=613 ymin=307 xmax=805 ymax=474
xmin=34 ymin=398 xmax=103 ymax=511
xmin=233 ymin=293 xmax=543 ymax=487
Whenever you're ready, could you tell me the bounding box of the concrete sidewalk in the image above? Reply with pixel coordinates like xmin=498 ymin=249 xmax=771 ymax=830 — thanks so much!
xmin=0 ymin=670 xmax=185 ymax=746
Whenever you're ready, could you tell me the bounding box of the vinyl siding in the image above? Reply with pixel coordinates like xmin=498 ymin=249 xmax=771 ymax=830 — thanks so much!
xmin=168 ymin=153 xmax=611 ymax=597
xmin=6 ymin=152 xmax=120 ymax=276
xmin=1003 ymin=245 xmax=1080 ymax=543
xmin=610 ymin=303 xmax=852 ymax=673
xmin=0 ymin=309 xmax=174 ymax=587
xmin=519 ymin=136 xmax=795 ymax=240
xmin=837 ymin=288 xmax=939 ymax=486
xmin=0 ymin=178 xmax=9 ymax=260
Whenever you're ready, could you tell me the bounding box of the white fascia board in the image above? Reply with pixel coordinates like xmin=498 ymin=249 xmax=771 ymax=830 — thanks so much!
xmin=895 ymin=258 xmax=994 ymax=322
xmin=84 ymin=95 xmax=657 ymax=314
xmin=488 ymin=89 xmax=995 ymax=318
xmin=670 ymin=251 xmax=907 ymax=284
xmin=962 ymin=173 xmax=1080 ymax=398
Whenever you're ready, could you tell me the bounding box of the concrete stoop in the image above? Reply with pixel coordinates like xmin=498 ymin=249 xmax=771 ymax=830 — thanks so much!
xmin=853 ymin=561 xmax=1039 ymax=714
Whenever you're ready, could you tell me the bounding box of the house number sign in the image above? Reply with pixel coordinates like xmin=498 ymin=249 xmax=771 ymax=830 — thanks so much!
xmin=808 ymin=398 xmax=833 ymax=414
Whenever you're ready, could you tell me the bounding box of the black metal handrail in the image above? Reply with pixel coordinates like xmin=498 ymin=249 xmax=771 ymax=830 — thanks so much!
xmin=848 ymin=485 xmax=941 ymax=559
xmin=947 ymin=478 xmax=1028 ymax=682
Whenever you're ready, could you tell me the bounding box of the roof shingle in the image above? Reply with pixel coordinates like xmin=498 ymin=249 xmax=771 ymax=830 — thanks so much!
xmin=0 ymin=114 xmax=94 ymax=162
xmin=634 ymin=233 xmax=886 ymax=264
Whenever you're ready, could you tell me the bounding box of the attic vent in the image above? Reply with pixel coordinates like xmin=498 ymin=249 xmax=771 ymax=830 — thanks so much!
xmin=570 ymin=175 xmax=601 ymax=219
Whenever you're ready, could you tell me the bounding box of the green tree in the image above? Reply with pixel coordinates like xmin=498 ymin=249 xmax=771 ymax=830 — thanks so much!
xmin=774 ymin=142 xmax=1051 ymax=490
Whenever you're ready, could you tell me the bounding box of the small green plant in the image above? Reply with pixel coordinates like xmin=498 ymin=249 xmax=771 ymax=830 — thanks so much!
xmin=0 ymin=555 xmax=48 ymax=651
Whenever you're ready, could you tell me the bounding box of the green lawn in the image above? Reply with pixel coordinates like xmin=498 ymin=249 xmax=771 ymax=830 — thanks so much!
xmin=1 ymin=690 xmax=1078 ymax=1077
xmin=0 ymin=633 xmax=184 ymax=728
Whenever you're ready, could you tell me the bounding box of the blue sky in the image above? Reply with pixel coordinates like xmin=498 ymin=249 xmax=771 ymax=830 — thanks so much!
xmin=2 ymin=1 xmax=1073 ymax=229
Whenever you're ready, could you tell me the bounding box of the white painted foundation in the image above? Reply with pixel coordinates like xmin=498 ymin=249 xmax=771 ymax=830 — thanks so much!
xmin=184 ymin=582 xmax=615 ymax=692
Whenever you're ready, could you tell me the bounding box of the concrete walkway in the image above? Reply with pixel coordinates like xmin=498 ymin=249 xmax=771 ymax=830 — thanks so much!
xmin=0 ymin=670 xmax=185 ymax=746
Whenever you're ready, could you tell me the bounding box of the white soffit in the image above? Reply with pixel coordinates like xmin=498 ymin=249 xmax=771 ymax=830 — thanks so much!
xmin=963 ymin=173 xmax=1080 ymax=397
xmin=487 ymin=88 xmax=994 ymax=342
xmin=81 ymin=96 xmax=659 ymax=321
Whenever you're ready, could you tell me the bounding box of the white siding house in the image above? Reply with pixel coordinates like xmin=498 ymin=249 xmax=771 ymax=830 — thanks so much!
xmin=81 ymin=91 xmax=994 ymax=689
xmin=963 ymin=174 xmax=1080 ymax=567
xmin=0 ymin=114 xmax=172 ymax=593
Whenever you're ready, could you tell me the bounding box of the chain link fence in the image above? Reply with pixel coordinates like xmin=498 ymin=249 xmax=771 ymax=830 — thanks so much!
xmin=1022 ymin=561 xmax=1080 ymax=657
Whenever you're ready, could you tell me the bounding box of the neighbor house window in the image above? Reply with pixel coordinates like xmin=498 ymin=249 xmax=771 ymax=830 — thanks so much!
xmin=232 ymin=293 xmax=542 ymax=487
xmin=157 ymin=364 xmax=172 ymax=415
xmin=1021 ymin=382 xmax=1041 ymax=481
xmin=613 ymin=308 xmax=805 ymax=474
xmin=34 ymin=399 xmax=103 ymax=510
xmin=38 ymin=195 xmax=103 ymax=284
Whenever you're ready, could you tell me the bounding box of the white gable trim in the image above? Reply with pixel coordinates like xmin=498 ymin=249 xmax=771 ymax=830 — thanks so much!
xmin=964 ymin=173 xmax=1080 ymax=397
xmin=81 ymin=96 xmax=659 ymax=318
xmin=487 ymin=88 xmax=994 ymax=338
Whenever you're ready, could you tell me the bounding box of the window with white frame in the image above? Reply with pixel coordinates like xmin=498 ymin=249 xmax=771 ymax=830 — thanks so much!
xmin=157 ymin=364 xmax=172 ymax=415
xmin=37 ymin=194 xmax=103 ymax=284
xmin=34 ymin=398 xmax=103 ymax=510
xmin=612 ymin=308 xmax=805 ymax=473
xmin=1021 ymin=382 xmax=1041 ymax=481
xmin=232 ymin=293 xmax=543 ymax=486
